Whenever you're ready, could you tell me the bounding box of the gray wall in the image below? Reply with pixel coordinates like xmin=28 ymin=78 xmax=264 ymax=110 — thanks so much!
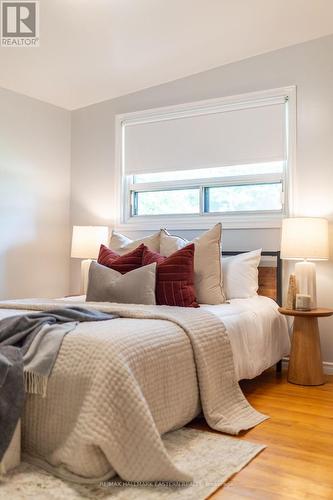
xmin=71 ymin=34 xmax=333 ymax=364
xmin=0 ymin=87 xmax=71 ymax=299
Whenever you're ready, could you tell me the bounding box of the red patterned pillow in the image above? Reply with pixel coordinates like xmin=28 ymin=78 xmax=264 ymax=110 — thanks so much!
xmin=98 ymin=243 xmax=144 ymax=274
xmin=142 ymin=244 xmax=198 ymax=307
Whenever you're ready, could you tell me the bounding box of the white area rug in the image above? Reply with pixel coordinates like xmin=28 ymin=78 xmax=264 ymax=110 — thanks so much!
xmin=0 ymin=428 xmax=265 ymax=500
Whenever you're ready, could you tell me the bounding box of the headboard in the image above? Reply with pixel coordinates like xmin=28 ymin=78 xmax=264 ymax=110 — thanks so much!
xmin=223 ymin=251 xmax=282 ymax=306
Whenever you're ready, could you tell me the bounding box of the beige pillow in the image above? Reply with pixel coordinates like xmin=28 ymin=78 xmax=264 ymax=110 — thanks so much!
xmin=160 ymin=224 xmax=225 ymax=304
xmin=109 ymin=230 xmax=161 ymax=255
xmin=86 ymin=261 xmax=157 ymax=305
xmin=159 ymin=230 xmax=187 ymax=256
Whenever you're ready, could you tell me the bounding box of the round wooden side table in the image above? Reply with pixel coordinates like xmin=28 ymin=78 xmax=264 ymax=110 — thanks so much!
xmin=278 ymin=307 xmax=333 ymax=386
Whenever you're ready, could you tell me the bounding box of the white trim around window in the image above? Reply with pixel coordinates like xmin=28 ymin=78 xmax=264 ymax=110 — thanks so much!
xmin=114 ymin=86 xmax=296 ymax=231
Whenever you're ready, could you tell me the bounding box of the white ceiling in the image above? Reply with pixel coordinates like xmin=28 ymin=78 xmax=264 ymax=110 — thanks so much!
xmin=1 ymin=0 xmax=333 ymax=110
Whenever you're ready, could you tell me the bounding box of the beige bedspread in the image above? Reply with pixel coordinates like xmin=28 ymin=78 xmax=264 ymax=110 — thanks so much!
xmin=0 ymin=299 xmax=267 ymax=483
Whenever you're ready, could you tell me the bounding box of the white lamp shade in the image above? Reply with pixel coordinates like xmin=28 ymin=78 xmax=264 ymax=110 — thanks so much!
xmin=71 ymin=226 xmax=109 ymax=259
xmin=281 ymin=217 xmax=329 ymax=260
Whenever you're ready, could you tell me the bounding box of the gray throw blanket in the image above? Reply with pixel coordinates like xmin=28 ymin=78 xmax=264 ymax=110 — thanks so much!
xmin=0 ymin=307 xmax=118 ymax=463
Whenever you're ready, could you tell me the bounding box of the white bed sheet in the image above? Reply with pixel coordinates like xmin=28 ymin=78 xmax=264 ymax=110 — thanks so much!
xmin=202 ymin=295 xmax=290 ymax=380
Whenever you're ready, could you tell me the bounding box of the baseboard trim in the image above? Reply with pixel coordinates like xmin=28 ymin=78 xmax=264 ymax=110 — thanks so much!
xmin=322 ymin=362 xmax=333 ymax=375
xmin=282 ymin=357 xmax=333 ymax=375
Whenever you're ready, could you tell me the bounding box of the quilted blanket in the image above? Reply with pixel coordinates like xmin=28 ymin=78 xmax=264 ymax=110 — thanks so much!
xmin=0 ymin=299 xmax=268 ymax=483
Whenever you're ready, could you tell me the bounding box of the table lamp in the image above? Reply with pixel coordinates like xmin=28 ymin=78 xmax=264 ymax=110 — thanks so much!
xmin=281 ymin=217 xmax=329 ymax=309
xmin=71 ymin=225 xmax=109 ymax=293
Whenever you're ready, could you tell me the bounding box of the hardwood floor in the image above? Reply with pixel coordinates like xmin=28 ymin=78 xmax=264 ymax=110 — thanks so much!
xmin=191 ymin=368 xmax=333 ymax=499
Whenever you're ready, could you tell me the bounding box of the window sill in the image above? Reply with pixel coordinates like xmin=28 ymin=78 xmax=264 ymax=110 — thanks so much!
xmin=115 ymin=213 xmax=283 ymax=232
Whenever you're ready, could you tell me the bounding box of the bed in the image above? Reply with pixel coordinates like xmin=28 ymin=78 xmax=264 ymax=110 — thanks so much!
xmin=60 ymin=249 xmax=290 ymax=380
xmin=0 ymin=250 xmax=290 ymax=483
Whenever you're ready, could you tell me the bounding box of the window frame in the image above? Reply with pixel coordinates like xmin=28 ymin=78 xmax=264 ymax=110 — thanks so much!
xmin=114 ymin=86 xmax=296 ymax=230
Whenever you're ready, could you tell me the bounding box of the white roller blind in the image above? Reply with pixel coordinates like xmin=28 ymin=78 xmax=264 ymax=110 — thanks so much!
xmin=123 ymin=98 xmax=286 ymax=175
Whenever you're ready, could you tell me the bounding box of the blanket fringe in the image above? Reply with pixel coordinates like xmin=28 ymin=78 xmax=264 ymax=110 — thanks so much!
xmin=24 ymin=370 xmax=48 ymax=397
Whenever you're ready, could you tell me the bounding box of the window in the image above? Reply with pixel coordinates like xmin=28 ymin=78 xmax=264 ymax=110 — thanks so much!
xmin=115 ymin=87 xmax=295 ymax=229
xmin=130 ymin=161 xmax=284 ymax=216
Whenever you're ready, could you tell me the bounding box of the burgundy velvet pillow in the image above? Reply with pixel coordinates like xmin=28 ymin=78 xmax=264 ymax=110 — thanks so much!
xmin=98 ymin=243 xmax=144 ymax=274
xmin=142 ymin=244 xmax=198 ymax=308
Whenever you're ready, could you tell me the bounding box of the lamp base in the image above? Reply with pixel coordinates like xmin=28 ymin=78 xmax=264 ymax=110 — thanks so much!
xmin=81 ymin=259 xmax=93 ymax=295
xmin=295 ymin=261 xmax=317 ymax=309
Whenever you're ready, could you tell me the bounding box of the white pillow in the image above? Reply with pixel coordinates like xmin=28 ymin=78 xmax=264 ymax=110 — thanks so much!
xmin=222 ymin=249 xmax=262 ymax=299
xmin=160 ymin=224 xmax=225 ymax=304
xmin=86 ymin=261 xmax=157 ymax=305
xmin=109 ymin=230 xmax=160 ymax=255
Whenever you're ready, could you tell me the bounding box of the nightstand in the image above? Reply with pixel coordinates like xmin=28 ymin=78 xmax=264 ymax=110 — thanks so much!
xmin=278 ymin=307 xmax=333 ymax=386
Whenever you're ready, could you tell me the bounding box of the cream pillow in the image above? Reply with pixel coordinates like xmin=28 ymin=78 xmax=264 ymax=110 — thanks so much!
xmin=222 ymin=249 xmax=262 ymax=299
xmin=86 ymin=261 xmax=157 ymax=305
xmin=109 ymin=230 xmax=161 ymax=255
xmin=160 ymin=224 xmax=225 ymax=304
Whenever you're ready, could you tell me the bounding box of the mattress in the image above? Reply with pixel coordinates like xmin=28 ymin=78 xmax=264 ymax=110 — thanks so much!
xmin=202 ymin=295 xmax=290 ymax=380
